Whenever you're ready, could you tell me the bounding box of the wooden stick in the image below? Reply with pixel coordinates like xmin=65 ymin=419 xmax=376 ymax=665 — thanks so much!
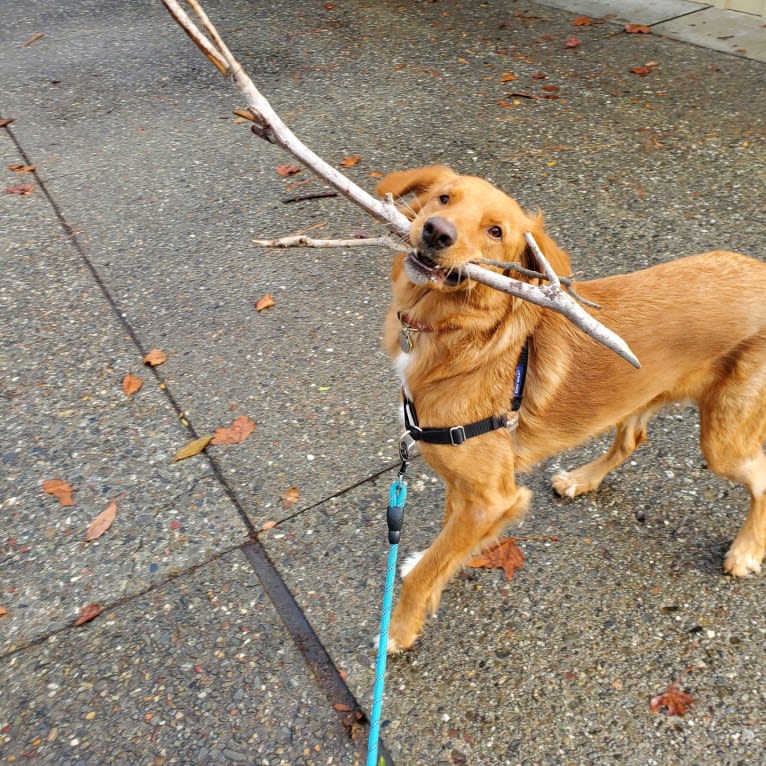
xmin=253 ymin=235 xmax=404 ymax=249
xmin=158 ymin=0 xmax=641 ymax=369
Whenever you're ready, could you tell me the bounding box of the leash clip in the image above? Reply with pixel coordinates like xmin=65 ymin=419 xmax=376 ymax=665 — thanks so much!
xmin=398 ymin=431 xmax=414 ymax=478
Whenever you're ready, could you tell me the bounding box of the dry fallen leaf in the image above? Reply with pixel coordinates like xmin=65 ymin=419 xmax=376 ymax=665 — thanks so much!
xmin=340 ymin=155 xmax=361 ymax=167
xmin=468 ymin=537 xmax=525 ymax=581
xmin=0 ymin=607 xmax=9 ymax=617
xmin=173 ymin=434 xmax=214 ymax=461
xmin=121 ymin=373 xmax=143 ymax=397
xmin=650 ymin=682 xmax=694 ymax=716
xmin=4 ymin=182 xmax=34 ymax=195
xmin=500 ymin=72 xmax=518 ymax=82
xmin=255 ymin=293 xmax=276 ymax=312
xmin=572 ymin=15 xmax=593 ymax=26
xmin=143 ymin=348 xmax=167 ymax=366
xmin=84 ymin=500 xmax=117 ymax=542
xmin=7 ymin=162 xmax=35 ymax=173
xmin=630 ymin=65 xmax=654 ymax=76
xmin=280 ymin=486 xmax=300 ymax=509
xmin=0 ymin=118 xmax=15 ymax=128
xmin=276 ymin=164 xmax=301 ymax=176
xmin=22 ymin=32 xmax=45 ymax=47
xmin=565 ymin=36 xmax=582 ymax=49
xmin=211 ymin=415 xmax=256 ymax=445
xmin=75 ymin=603 xmax=102 ymax=627
xmin=625 ymin=23 xmax=651 ymax=34
xmin=42 ymin=478 xmax=75 ymax=507
xmin=261 ymin=519 xmax=278 ymax=531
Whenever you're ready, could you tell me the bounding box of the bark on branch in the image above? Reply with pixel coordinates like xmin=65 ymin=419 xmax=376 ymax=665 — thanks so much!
xmin=159 ymin=0 xmax=640 ymax=369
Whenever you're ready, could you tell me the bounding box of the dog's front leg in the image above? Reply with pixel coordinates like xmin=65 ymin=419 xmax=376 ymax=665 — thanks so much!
xmin=387 ymin=485 xmax=531 ymax=653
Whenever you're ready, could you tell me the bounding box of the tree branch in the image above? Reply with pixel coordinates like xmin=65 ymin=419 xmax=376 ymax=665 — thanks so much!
xmin=159 ymin=0 xmax=640 ymax=369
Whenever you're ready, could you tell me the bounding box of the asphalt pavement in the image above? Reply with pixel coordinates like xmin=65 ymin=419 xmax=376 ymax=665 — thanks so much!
xmin=2 ymin=1 xmax=765 ymax=764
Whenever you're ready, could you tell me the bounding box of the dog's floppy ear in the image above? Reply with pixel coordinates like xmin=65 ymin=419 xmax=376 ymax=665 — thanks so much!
xmin=376 ymin=165 xmax=456 ymax=219
xmin=523 ymin=214 xmax=572 ymax=277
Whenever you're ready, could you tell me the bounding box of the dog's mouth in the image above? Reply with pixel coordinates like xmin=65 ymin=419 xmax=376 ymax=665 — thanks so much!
xmin=404 ymin=251 xmax=466 ymax=287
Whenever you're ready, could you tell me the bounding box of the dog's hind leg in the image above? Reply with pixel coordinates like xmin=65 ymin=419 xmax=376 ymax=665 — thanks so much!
xmin=698 ymin=344 xmax=766 ymax=576
xmin=387 ymin=485 xmax=531 ymax=653
xmin=552 ymin=407 xmax=656 ymax=498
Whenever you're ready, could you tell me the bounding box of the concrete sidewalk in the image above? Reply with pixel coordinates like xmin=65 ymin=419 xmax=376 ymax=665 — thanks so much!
xmin=1 ymin=1 xmax=764 ymax=764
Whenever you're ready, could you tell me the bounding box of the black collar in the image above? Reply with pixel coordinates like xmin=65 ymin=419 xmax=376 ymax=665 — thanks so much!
xmin=402 ymin=342 xmax=528 ymax=446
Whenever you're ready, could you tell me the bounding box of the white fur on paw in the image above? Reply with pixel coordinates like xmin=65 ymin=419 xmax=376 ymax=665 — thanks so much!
xmin=400 ymin=550 xmax=424 ymax=579
xmin=725 ymin=548 xmax=763 ymax=577
xmin=551 ymin=472 xmax=578 ymax=499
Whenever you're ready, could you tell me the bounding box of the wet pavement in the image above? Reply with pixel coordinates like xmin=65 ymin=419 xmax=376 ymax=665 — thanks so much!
xmin=2 ymin=1 xmax=765 ymax=764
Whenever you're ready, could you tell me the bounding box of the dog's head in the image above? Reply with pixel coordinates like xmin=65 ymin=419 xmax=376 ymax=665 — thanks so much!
xmin=377 ymin=165 xmax=570 ymax=290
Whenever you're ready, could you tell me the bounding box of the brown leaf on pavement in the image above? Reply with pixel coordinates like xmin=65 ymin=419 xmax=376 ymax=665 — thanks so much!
xmin=280 ymin=486 xmax=300 ymax=509
xmin=4 ymin=182 xmax=34 ymax=195
xmin=468 ymin=537 xmax=525 ymax=581
xmin=172 ymin=434 xmax=214 ymax=461
xmin=42 ymin=478 xmax=75 ymax=506
xmin=565 ymin=36 xmax=582 ymax=48
xmin=7 ymin=163 xmax=35 ymax=172
xmin=255 ymin=293 xmax=275 ymax=311
xmin=500 ymin=72 xmax=518 ymax=82
xmin=84 ymin=500 xmax=117 ymax=542
xmin=625 ymin=23 xmax=651 ymax=34
xmin=572 ymin=15 xmax=593 ymax=26
xmin=143 ymin=348 xmax=167 ymax=366
xmin=75 ymin=603 xmax=102 ymax=627
xmin=121 ymin=373 xmax=143 ymax=397
xmin=650 ymin=682 xmax=694 ymax=716
xmin=211 ymin=415 xmax=256 ymax=445
xmin=0 ymin=118 xmax=15 ymax=128
xmin=22 ymin=32 xmax=45 ymax=47
xmin=0 ymin=607 xmax=9 ymax=617
xmin=340 ymin=155 xmax=361 ymax=167
xmin=276 ymin=164 xmax=301 ymax=176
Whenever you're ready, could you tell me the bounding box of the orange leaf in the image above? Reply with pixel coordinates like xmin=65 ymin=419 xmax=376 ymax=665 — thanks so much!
xmin=42 ymin=478 xmax=75 ymax=507
xmin=4 ymin=182 xmax=34 ymax=195
xmin=7 ymin=163 xmax=35 ymax=173
xmin=276 ymin=164 xmax=301 ymax=176
xmin=565 ymin=36 xmax=581 ymax=48
xmin=172 ymin=434 xmax=214 ymax=461
xmin=650 ymin=682 xmax=694 ymax=716
xmin=625 ymin=23 xmax=651 ymax=34
xmin=340 ymin=155 xmax=361 ymax=167
xmin=572 ymin=15 xmax=593 ymax=26
xmin=261 ymin=519 xmax=278 ymax=531
xmin=84 ymin=500 xmax=116 ymax=542
xmin=468 ymin=537 xmax=525 ymax=581
xmin=143 ymin=348 xmax=167 ymax=366
xmin=280 ymin=486 xmax=300 ymax=509
xmin=121 ymin=373 xmax=143 ymax=397
xmin=500 ymin=72 xmax=518 ymax=82
xmin=0 ymin=606 xmax=8 ymax=617
xmin=0 ymin=118 xmax=15 ymax=127
xmin=255 ymin=293 xmax=275 ymax=311
xmin=630 ymin=65 xmax=654 ymax=76
xmin=211 ymin=415 xmax=256 ymax=445
xmin=75 ymin=603 xmax=102 ymax=626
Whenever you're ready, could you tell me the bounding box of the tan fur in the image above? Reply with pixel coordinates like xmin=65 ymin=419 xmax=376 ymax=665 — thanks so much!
xmin=377 ymin=165 xmax=766 ymax=652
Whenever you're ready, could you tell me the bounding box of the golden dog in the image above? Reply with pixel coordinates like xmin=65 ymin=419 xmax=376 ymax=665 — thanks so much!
xmin=377 ymin=164 xmax=766 ymax=653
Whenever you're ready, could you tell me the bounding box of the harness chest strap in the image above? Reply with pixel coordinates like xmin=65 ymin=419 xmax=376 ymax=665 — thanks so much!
xmin=402 ymin=341 xmax=529 ymax=446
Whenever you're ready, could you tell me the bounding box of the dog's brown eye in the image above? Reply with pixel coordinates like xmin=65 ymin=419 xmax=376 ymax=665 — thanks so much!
xmin=488 ymin=225 xmax=503 ymax=240
xmin=438 ymin=194 xmax=450 ymax=204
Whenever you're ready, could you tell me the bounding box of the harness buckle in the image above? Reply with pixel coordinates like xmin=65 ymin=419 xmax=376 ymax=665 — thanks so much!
xmin=449 ymin=425 xmax=467 ymax=445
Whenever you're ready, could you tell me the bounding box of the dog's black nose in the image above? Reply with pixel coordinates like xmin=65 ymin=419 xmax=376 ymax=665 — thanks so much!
xmin=421 ymin=216 xmax=457 ymax=251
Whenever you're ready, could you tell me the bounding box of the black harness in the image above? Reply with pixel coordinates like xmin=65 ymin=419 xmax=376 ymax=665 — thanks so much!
xmin=402 ymin=341 xmax=528 ymax=446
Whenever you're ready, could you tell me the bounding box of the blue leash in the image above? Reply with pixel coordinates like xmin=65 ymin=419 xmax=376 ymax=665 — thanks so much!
xmin=367 ymin=438 xmax=410 ymax=766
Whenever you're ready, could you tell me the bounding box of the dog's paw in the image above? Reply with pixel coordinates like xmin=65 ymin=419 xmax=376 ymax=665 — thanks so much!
xmin=400 ymin=550 xmax=424 ymax=579
xmin=724 ymin=540 xmax=764 ymax=577
xmin=551 ymin=471 xmax=581 ymax=499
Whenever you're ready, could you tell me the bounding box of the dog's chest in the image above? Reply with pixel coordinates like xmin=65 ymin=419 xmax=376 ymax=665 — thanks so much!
xmin=394 ymin=351 xmax=413 ymax=396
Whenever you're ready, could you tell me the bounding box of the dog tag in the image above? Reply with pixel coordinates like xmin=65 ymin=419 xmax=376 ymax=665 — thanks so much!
xmin=400 ymin=327 xmax=414 ymax=353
